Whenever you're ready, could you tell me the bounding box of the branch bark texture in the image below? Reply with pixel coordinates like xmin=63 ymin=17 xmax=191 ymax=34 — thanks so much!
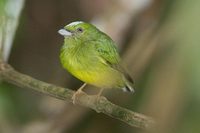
xmin=0 ymin=62 xmax=155 ymax=130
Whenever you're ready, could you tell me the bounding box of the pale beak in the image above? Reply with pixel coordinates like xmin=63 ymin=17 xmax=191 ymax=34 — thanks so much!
xmin=58 ymin=29 xmax=72 ymax=37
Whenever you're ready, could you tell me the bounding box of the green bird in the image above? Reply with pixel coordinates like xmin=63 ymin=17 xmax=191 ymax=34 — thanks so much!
xmin=58 ymin=21 xmax=134 ymax=103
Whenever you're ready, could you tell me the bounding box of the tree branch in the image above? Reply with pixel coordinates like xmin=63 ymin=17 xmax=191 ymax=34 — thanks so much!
xmin=0 ymin=61 xmax=155 ymax=130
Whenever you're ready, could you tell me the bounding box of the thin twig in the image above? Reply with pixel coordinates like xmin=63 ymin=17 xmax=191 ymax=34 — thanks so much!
xmin=0 ymin=61 xmax=155 ymax=130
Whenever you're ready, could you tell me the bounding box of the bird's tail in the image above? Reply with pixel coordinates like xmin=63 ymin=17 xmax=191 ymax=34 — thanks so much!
xmin=122 ymin=81 xmax=134 ymax=92
xmin=122 ymin=75 xmax=135 ymax=93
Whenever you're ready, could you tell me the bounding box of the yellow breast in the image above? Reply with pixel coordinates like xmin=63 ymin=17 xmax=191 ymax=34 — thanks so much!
xmin=71 ymin=67 xmax=124 ymax=89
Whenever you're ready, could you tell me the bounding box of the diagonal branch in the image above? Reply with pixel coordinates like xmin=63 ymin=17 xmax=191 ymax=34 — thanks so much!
xmin=0 ymin=61 xmax=155 ymax=130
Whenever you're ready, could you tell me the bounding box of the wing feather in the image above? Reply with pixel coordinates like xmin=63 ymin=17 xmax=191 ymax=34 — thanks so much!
xmin=94 ymin=40 xmax=134 ymax=83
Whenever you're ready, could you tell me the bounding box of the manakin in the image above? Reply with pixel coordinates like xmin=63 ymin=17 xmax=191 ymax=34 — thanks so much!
xmin=58 ymin=21 xmax=134 ymax=103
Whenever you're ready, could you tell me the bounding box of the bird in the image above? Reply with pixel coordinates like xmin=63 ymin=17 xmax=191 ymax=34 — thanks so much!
xmin=58 ymin=21 xmax=134 ymax=103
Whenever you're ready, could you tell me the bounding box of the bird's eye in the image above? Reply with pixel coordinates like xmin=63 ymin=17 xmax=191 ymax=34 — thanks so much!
xmin=77 ymin=27 xmax=83 ymax=32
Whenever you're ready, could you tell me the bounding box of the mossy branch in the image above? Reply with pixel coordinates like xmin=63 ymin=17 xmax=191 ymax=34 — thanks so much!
xmin=0 ymin=61 xmax=155 ymax=130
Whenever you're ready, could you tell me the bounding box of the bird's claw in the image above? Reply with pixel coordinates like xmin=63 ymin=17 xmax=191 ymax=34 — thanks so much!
xmin=72 ymin=90 xmax=86 ymax=104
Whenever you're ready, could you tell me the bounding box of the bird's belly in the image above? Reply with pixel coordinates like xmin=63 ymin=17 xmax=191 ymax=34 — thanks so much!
xmin=66 ymin=61 xmax=124 ymax=88
xmin=60 ymin=48 xmax=125 ymax=89
xmin=73 ymin=68 xmax=123 ymax=88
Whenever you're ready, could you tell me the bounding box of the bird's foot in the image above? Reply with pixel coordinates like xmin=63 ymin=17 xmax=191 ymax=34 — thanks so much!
xmin=72 ymin=83 xmax=87 ymax=104
xmin=72 ymin=89 xmax=86 ymax=104
xmin=93 ymin=88 xmax=104 ymax=101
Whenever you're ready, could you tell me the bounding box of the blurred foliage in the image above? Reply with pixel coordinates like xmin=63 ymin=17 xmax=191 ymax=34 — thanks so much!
xmin=0 ymin=0 xmax=25 ymax=60
xmin=0 ymin=0 xmax=200 ymax=133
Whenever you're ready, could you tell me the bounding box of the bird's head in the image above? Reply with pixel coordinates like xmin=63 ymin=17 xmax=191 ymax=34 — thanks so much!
xmin=58 ymin=21 xmax=99 ymax=41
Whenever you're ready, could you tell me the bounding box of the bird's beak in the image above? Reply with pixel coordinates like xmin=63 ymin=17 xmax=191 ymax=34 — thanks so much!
xmin=58 ymin=29 xmax=72 ymax=37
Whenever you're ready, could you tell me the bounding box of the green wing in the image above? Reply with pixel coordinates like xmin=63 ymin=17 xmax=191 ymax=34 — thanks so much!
xmin=94 ymin=40 xmax=120 ymax=65
xmin=93 ymin=39 xmax=134 ymax=85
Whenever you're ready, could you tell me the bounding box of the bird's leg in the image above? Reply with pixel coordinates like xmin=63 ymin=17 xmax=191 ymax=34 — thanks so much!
xmin=97 ymin=88 xmax=104 ymax=97
xmin=72 ymin=83 xmax=87 ymax=104
xmin=94 ymin=88 xmax=104 ymax=101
